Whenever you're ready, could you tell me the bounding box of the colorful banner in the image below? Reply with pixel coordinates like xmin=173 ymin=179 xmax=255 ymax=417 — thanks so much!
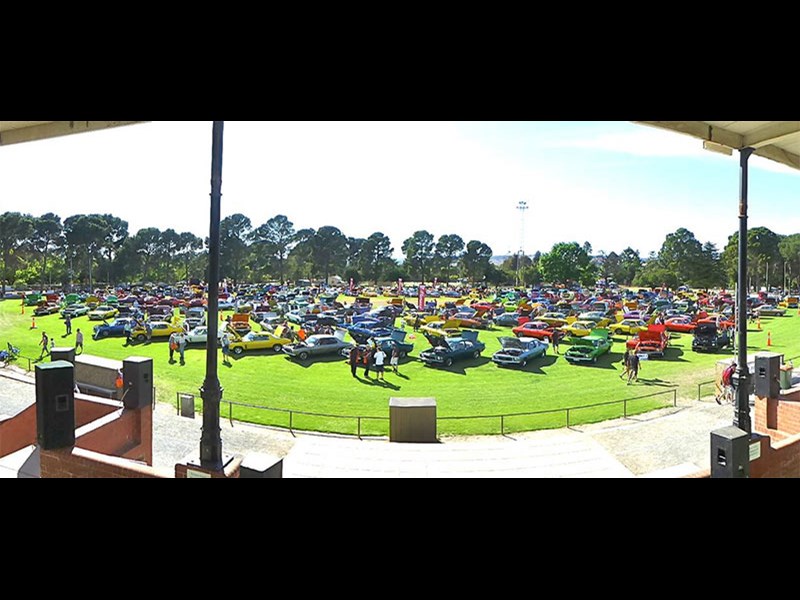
xmin=418 ymin=285 xmax=426 ymax=311
xmin=349 ymin=278 xmax=354 ymax=294
xmin=398 ymin=278 xmax=403 ymax=293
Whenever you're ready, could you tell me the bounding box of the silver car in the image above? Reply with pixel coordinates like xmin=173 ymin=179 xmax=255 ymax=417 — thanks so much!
xmin=282 ymin=332 xmax=353 ymax=361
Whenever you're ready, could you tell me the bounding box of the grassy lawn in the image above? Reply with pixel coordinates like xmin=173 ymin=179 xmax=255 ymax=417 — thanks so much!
xmin=3 ymin=297 xmax=799 ymax=436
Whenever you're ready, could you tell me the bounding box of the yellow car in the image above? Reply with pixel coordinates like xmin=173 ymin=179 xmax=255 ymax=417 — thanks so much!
xmin=419 ymin=319 xmax=461 ymax=337
xmin=609 ymin=319 xmax=648 ymax=336
xmin=131 ymin=321 xmax=184 ymax=342
xmin=560 ymin=320 xmax=599 ymax=338
xmin=536 ymin=312 xmax=570 ymax=328
xmin=228 ymin=331 xmax=292 ymax=355
xmin=88 ymin=305 xmax=119 ymax=321
xmin=403 ymin=314 xmax=440 ymax=329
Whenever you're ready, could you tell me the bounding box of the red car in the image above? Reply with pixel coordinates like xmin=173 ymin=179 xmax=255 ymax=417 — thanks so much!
xmin=513 ymin=320 xmax=555 ymax=340
xmin=626 ymin=324 xmax=669 ymax=358
xmin=664 ymin=316 xmax=696 ymax=333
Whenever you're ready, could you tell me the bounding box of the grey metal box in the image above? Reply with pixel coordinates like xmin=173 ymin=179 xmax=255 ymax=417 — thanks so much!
xmin=710 ymin=425 xmax=750 ymax=478
xmin=389 ymin=397 xmax=437 ymax=443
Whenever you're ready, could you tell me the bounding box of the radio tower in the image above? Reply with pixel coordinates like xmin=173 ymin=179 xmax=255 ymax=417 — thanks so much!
xmin=516 ymin=200 xmax=528 ymax=286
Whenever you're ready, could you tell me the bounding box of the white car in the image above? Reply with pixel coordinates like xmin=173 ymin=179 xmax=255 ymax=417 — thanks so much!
xmin=184 ymin=325 xmax=224 ymax=345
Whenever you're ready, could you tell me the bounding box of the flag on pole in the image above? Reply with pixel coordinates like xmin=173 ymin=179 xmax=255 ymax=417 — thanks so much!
xmin=418 ymin=285 xmax=426 ymax=311
xmin=349 ymin=278 xmax=354 ymax=294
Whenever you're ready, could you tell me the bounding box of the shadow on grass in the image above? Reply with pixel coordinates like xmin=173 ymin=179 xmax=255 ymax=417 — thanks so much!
xmin=630 ymin=377 xmax=676 ymax=388
xmin=423 ymin=356 xmax=491 ymax=375
xmin=283 ymin=354 xmax=349 ymax=369
xmin=495 ymin=354 xmax=557 ymax=374
xmin=662 ymin=346 xmax=690 ymax=362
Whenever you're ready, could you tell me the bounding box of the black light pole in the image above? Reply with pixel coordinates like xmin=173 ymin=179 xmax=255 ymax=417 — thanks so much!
xmin=200 ymin=121 xmax=224 ymax=469
xmin=734 ymin=147 xmax=754 ymax=435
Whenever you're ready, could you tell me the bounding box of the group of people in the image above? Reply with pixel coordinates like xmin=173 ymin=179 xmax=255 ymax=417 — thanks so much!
xmin=348 ymin=344 xmax=400 ymax=381
xmin=619 ymin=347 xmax=642 ymax=384
xmin=38 ymin=327 xmax=84 ymax=360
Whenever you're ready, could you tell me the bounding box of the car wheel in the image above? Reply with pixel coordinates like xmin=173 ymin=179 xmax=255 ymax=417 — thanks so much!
xmin=233 ymin=346 xmax=244 ymax=355
xmin=444 ymin=358 xmax=453 ymax=367
xmin=272 ymin=344 xmax=282 ymax=353
xmin=399 ymin=351 xmax=407 ymax=359
xmin=99 ymin=330 xmax=108 ymax=338
xmin=299 ymin=351 xmax=309 ymax=361
xmin=592 ymin=357 xmax=598 ymax=364
xmin=520 ymin=360 xmax=527 ymax=367
xmin=472 ymin=350 xmax=480 ymax=359
xmin=136 ymin=334 xmax=146 ymax=342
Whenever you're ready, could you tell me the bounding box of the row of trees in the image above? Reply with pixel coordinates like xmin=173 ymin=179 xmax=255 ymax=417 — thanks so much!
xmin=1 ymin=210 xmax=798 ymax=292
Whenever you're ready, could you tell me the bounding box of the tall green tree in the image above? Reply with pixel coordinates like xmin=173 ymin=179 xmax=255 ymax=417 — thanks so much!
xmin=219 ymin=213 xmax=253 ymax=285
xmin=250 ymin=215 xmax=296 ymax=284
xmin=63 ymin=214 xmax=108 ymax=289
xmin=360 ymin=232 xmax=393 ymax=284
xmin=176 ymin=232 xmax=204 ymax=282
xmin=309 ymin=226 xmax=348 ymax=284
xmin=657 ymin=227 xmax=706 ymax=286
xmin=401 ymin=230 xmax=435 ymax=283
xmin=434 ymin=234 xmax=464 ymax=283
xmin=539 ymin=242 xmax=596 ymax=286
xmin=618 ymin=247 xmax=642 ymax=285
xmin=779 ymin=233 xmax=800 ymax=290
xmin=98 ymin=214 xmax=128 ymax=286
xmin=0 ymin=212 xmax=34 ymax=296
xmin=460 ymin=240 xmax=493 ymax=283
xmin=30 ymin=213 xmax=63 ymax=291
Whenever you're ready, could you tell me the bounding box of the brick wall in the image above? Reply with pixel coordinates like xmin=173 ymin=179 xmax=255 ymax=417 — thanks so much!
xmin=0 ymin=404 xmax=37 ymax=457
xmin=40 ymin=446 xmax=171 ymax=478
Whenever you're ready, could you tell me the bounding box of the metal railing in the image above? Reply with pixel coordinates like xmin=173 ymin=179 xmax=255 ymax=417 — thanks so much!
xmin=176 ymin=387 xmax=678 ymax=438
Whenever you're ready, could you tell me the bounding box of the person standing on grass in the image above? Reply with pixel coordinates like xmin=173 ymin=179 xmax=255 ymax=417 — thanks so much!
xmin=75 ymin=329 xmax=84 ymax=354
xmin=178 ymin=330 xmax=188 ymax=365
xmin=551 ymin=329 xmax=561 ymax=354
xmin=373 ymin=347 xmax=386 ymax=381
xmin=168 ymin=331 xmax=178 ymax=364
xmin=39 ymin=331 xmax=50 ymax=360
xmin=627 ymin=350 xmax=640 ymax=385
xmin=619 ymin=348 xmax=631 ymax=380
xmin=349 ymin=346 xmax=360 ymax=378
xmin=65 ymin=313 xmax=72 ymax=335
xmin=390 ymin=345 xmax=400 ymax=374
xmin=362 ymin=344 xmax=372 ymax=378
xmin=221 ymin=331 xmax=232 ymax=365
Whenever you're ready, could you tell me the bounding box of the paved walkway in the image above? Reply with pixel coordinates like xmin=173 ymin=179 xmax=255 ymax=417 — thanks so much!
xmin=0 ymin=365 xmax=736 ymax=477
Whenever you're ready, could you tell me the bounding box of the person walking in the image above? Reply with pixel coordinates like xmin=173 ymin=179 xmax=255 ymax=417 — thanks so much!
xmin=349 ymin=346 xmax=360 ymax=378
xmin=177 ymin=330 xmax=187 ymax=365
xmin=75 ymin=328 xmax=84 ymax=354
xmin=390 ymin=346 xmax=400 ymax=374
xmin=168 ymin=331 xmax=178 ymax=364
xmin=124 ymin=320 xmax=133 ymax=346
xmin=39 ymin=331 xmax=50 ymax=360
xmin=373 ymin=347 xmax=386 ymax=381
xmin=145 ymin=321 xmax=153 ymax=344
xmin=65 ymin=314 xmax=72 ymax=336
xmin=627 ymin=350 xmax=640 ymax=385
xmin=551 ymin=329 xmax=561 ymax=354
xmin=619 ymin=348 xmax=631 ymax=379
xmin=221 ymin=331 xmax=232 ymax=365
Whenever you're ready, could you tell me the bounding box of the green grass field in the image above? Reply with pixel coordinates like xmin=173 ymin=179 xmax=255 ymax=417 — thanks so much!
xmin=3 ymin=298 xmax=798 ymax=436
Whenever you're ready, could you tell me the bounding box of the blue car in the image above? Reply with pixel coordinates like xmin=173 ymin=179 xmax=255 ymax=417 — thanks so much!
xmin=494 ymin=312 xmax=526 ymax=327
xmin=419 ymin=330 xmax=486 ymax=368
xmin=92 ymin=317 xmax=139 ymax=340
xmin=492 ymin=336 xmax=548 ymax=368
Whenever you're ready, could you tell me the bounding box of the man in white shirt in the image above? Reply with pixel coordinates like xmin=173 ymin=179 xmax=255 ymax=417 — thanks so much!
xmin=373 ymin=347 xmax=386 ymax=381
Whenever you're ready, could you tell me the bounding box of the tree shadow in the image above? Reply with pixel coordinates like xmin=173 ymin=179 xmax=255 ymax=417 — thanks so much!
xmin=284 ymin=353 xmax=349 ymax=369
xmin=661 ymin=346 xmax=690 ymax=362
xmin=631 ymin=377 xmax=675 ymax=388
xmin=424 ymin=356 xmax=491 ymax=375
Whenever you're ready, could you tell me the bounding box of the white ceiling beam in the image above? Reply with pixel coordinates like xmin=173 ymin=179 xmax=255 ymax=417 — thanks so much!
xmin=743 ymin=121 xmax=800 ymax=148
xmin=753 ymin=145 xmax=800 ymax=171
xmin=0 ymin=121 xmax=146 ymax=147
xmin=636 ymin=121 xmax=743 ymax=149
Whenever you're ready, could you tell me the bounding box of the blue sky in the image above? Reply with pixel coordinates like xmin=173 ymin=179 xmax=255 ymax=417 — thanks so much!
xmin=1 ymin=121 xmax=798 ymax=261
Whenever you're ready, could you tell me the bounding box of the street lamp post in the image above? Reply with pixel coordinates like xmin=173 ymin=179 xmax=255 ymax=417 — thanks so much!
xmin=199 ymin=121 xmax=225 ymax=469
xmin=516 ymin=200 xmax=528 ymax=286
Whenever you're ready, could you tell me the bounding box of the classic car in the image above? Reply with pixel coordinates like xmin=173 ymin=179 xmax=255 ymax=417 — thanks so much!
xmin=692 ymin=322 xmax=731 ymax=352
xmin=512 ymin=320 xmax=556 ymax=340
xmin=664 ymin=316 xmax=696 ymax=334
xmin=448 ymin=312 xmax=492 ymax=329
xmin=92 ymin=317 xmax=139 ymax=339
xmin=492 ymin=336 xmax=548 ymax=368
xmin=61 ymin=303 xmax=90 ymax=318
xmin=419 ymin=319 xmax=462 ymax=338
xmin=609 ymin=318 xmax=648 ymax=336
xmin=403 ymin=313 xmax=439 ymax=329
xmin=184 ymin=325 xmax=224 ymax=345
xmin=564 ymin=330 xmax=612 ymax=364
xmin=493 ymin=312 xmax=530 ymax=327
xmin=282 ymin=332 xmax=354 ymax=361
xmin=754 ymin=305 xmax=786 ymax=317
xmin=88 ymin=305 xmax=119 ymax=321
xmin=577 ymin=311 xmax=612 ymax=327
xmin=626 ymin=324 xmax=669 ymax=358
xmin=536 ymin=312 xmax=570 ymax=328
xmin=130 ymin=321 xmax=184 ymax=342
xmin=341 ymin=329 xmax=414 ymax=359
xmin=228 ymin=330 xmax=293 ymax=355
xmin=559 ymin=320 xmax=601 ymax=338
xmin=286 ymin=309 xmax=319 ymax=325
xmin=419 ymin=330 xmax=486 ymax=368
xmin=228 ymin=312 xmax=253 ymax=335
xmin=34 ymin=302 xmax=60 ymax=316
